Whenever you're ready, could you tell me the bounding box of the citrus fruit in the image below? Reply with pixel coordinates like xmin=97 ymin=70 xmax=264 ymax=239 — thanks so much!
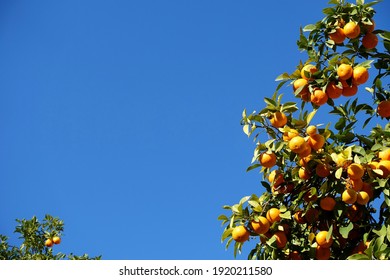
xmin=352 ymin=66 xmax=369 ymax=85
xmin=337 ymin=63 xmax=353 ymax=80
xmin=378 ymin=149 xmax=390 ymax=160
xmin=232 ymin=226 xmax=250 ymax=243
xmin=306 ymin=125 xmax=317 ymax=136
xmin=362 ymin=32 xmax=378 ymax=49
xmin=311 ymin=89 xmax=328 ymax=106
xmin=308 ymin=133 xmax=325 ymax=150
xmin=301 ymin=64 xmax=317 ymax=80
xmin=341 ymin=80 xmax=358 ymax=96
xmin=362 ymin=19 xmax=375 ymax=33
xmin=347 ymin=163 xmax=365 ymax=179
xmin=52 ymin=236 xmax=61 ymax=245
xmin=268 ymin=170 xmax=284 ymax=187
xmin=289 ymin=136 xmax=307 ymax=154
xmin=348 ymin=178 xmax=363 ymax=191
xmin=251 ymin=216 xmax=270 ymax=235
xmin=45 ymin=239 xmax=53 ymax=247
xmin=259 ymin=152 xmax=277 ymax=168
xmin=273 ymin=231 xmax=288 ymax=248
xmin=266 ymin=208 xmax=281 ymax=224
xmin=298 ymin=167 xmax=311 ymax=180
xmin=343 ymin=21 xmax=361 ymax=39
xmin=270 ymin=111 xmax=288 ymax=128
xmin=377 ymin=100 xmax=390 ymax=118
xmin=294 ymin=210 xmax=305 ymax=224
xmin=329 ymin=27 xmax=346 ymax=44
xmin=378 ymin=160 xmax=390 ymax=178
xmin=316 ymin=246 xmax=331 ymax=260
xmin=326 ymin=81 xmax=343 ymax=99
xmin=316 ymin=231 xmax=333 ymax=248
xmin=356 ymin=191 xmax=370 ymax=205
xmin=342 ymin=188 xmax=357 ymax=204
xmin=320 ymin=197 xmax=336 ymax=211
xmin=316 ymin=163 xmax=331 ymax=177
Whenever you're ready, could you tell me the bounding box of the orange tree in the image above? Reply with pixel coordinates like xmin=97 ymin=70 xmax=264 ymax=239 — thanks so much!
xmin=219 ymin=0 xmax=390 ymax=260
xmin=0 ymin=215 xmax=100 ymax=260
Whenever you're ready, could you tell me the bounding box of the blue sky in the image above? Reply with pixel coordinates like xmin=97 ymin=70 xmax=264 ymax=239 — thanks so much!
xmin=0 ymin=0 xmax=389 ymax=260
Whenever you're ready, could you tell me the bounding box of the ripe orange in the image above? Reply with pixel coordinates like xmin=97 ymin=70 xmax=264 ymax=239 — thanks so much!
xmin=356 ymin=191 xmax=370 ymax=205
xmin=347 ymin=163 xmax=365 ymax=179
xmin=289 ymin=136 xmax=307 ymax=154
xmin=326 ymin=81 xmax=343 ymax=99
xmin=361 ymin=182 xmax=374 ymax=200
xmin=379 ymin=149 xmax=390 ymax=160
xmin=347 ymin=204 xmax=363 ymax=222
xmin=259 ymin=152 xmax=277 ymax=168
xmin=341 ymin=80 xmax=358 ymax=96
xmin=305 ymin=208 xmax=319 ymax=224
xmin=352 ymin=66 xmax=369 ymax=85
xmin=320 ymin=197 xmax=336 ymax=211
xmin=45 ymin=239 xmax=53 ymax=247
xmin=316 ymin=163 xmax=331 ymax=178
xmin=316 ymin=231 xmax=333 ymax=248
xmin=348 ymin=178 xmax=363 ymax=192
xmin=311 ymin=89 xmax=328 ymax=106
xmin=298 ymin=167 xmax=311 ymax=180
xmin=308 ymin=133 xmax=325 ymax=151
xmin=337 ymin=63 xmax=353 ymax=80
xmin=329 ymin=27 xmax=346 ymax=44
xmin=377 ymin=100 xmax=390 ymax=118
xmin=232 ymin=226 xmax=250 ymax=243
xmin=251 ymin=216 xmax=270 ymax=234
xmin=293 ymin=78 xmax=311 ymax=101
xmin=362 ymin=32 xmax=378 ymax=49
xmin=273 ymin=231 xmax=288 ymax=248
xmin=362 ymin=19 xmax=375 ymax=33
xmin=301 ymin=64 xmax=318 ymax=80
xmin=343 ymin=21 xmax=361 ymax=39
xmin=342 ymin=188 xmax=357 ymax=204
xmin=268 ymin=170 xmax=285 ymax=186
xmin=266 ymin=208 xmax=281 ymax=224
xmin=270 ymin=111 xmax=288 ymax=128
xmin=282 ymin=128 xmax=299 ymax=141
xmin=52 ymin=236 xmax=61 ymax=245
xmin=289 ymin=251 xmax=302 ymax=260
xmin=378 ymin=160 xmax=390 ymax=178
xmin=298 ymin=143 xmax=312 ymax=157
xmin=316 ymin=246 xmax=331 ymax=260
xmin=306 ymin=125 xmax=317 ymax=136
xmin=294 ymin=210 xmax=305 ymax=224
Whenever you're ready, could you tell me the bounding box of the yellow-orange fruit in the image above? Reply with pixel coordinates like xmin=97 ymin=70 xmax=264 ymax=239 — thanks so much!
xmin=316 ymin=231 xmax=333 ymax=248
xmin=341 ymin=80 xmax=358 ymax=97
xmin=298 ymin=167 xmax=311 ymax=180
xmin=311 ymin=89 xmax=329 ymax=106
xmin=316 ymin=246 xmax=331 ymax=260
xmin=348 ymin=178 xmax=363 ymax=192
xmin=352 ymin=66 xmax=369 ymax=85
xmin=316 ymin=163 xmax=331 ymax=178
xmin=343 ymin=21 xmax=361 ymax=39
xmin=45 ymin=239 xmax=53 ymax=247
xmin=289 ymin=136 xmax=307 ymax=154
xmin=266 ymin=208 xmax=281 ymax=224
xmin=306 ymin=125 xmax=317 ymax=136
xmin=356 ymin=191 xmax=370 ymax=205
xmin=259 ymin=152 xmax=277 ymax=168
xmin=320 ymin=197 xmax=336 ymax=211
xmin=270 ymin=111 xmax=288 ymax=128
xmin=268 ymin=170 xmax=284 ymax=187
xmin=232 ymin=226 xmax=250 ymax=243
xmin=52 ymin=236 xmax=61 ymax=245
xmin=379 ymin=149 xmax=390 ymax=160
xmin=342 ymin=188 xmax=357 ymax=204
xmin=301 ymin=64 xmax=318 ymax=80
xmin=308 ymin=134 xmax=325 ymax=151
xmin=329 ymin=27 xmax=346 ymax=44
xmin=326 ymin=81 xmax=343 ymax=99
xmin=347 ymin=163 xmax=365 ymax=179
xmin=378 ymin=160 xmax=390 ymax=178
xmin=273 ymin=231 xmax=287 ymax=248
xmin=337 ymin=63 xmax=353 ymax=80
xmin=251 ymin=216 xmax=270 ymax=235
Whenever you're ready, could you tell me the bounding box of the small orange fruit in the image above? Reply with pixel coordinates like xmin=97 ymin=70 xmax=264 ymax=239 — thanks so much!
xmin=53 ymin=236 xmax=61 ymax=245
xmin=316 ymin=231 xmax=333 ymax=248
xmin=232 ymin=226 xmax=250 ymax=243
xmin=342 ymin=188 xmax=357 ymax=204
xmin=268 ymin=170 xmax=285 ymax=187
xmin=362 ymin=19 xmax=375 ymax=33
xmin=337 ymin=63 xmax=353 ymax=80
xmin=341 ymin=80 xmax=358 ymax=96
xmin=378 ymin=149 xmax=390 ymax=161
xmin=294 ymin=210 xmax=305 ymax=224
xmin=356 ymin=191 xmax=370 ymax=205
xmin=306 ymin=125 xmax=317 ymax=136
xmin=266 ymin=208 xmax=281 ymax=224
xmin=289 ymin=251 xmax=302 ymax=260
xmin=377 ymin=100 xmax=390 ymax=118
xmin=347 ymin=163 xmax=365 ymax=179
xmin=329 ymin=27 xmax=346 ymax=44
xmin=361 ymin=182 xmax=374 ymax=200
xmin=259 ymin=152 xmax=277 ymax=168
xmin=362 ymin=32 xmax=378 ymax=49
xmin=301 ymin=64 xmax=318 ymax=80
xmin=45 ymin=239 xmax=54 ymax=247
xmin=348 ymin=178 xmax=363 ymax=192
xmin=311 ymin=89 xmax=328 ymax=106
xmin=273 ymin=231 xmax=287 ymax=248
xmin=326 ymin=81 xmax=343 ymax=99
xmin=270 ymin=111 xmax=288 ymax=128
xmin=298 ymin=167 xmax=311 ymax=180
xmin=316 ymin=163 xmax=331 ymax=178
xmin=251 ymin=216 xmax=270 ymax=235
xmin=298 ymin=143 xmax=312 ymax=157
xmin=378 ymin=160 xmax=390 ymax=178
xmin=343 ymin=21 xmax=361 ymax=39
xmin=282 ymin=128 xmax=299 ymax=141
xmin=352 ymin=66 xmax=369 ymax=85
xmin=308 ymin=133 xmax=325 ymax=151
xmin=293 ymin=78 xmax=310 ymax=97
xmin=316 ymin=246 xmax=331 ymax=260
xmin=305 ymin=208 xmax=319 ymax=224
xmin=320 ymin=197 xmax=336 ymax=211
xmin=289 ymin=136 xmax=307 ymax=154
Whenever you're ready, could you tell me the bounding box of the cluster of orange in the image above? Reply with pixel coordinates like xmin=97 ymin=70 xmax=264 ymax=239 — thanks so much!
xmin=44 ymin=236 xmax=61 ymax=247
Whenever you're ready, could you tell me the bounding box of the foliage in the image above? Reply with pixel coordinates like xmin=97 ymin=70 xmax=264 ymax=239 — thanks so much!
xmin=220 ymin=0 xmax=390 ymax=260
xmin=0 ymin=215 xmax=101 ymax=260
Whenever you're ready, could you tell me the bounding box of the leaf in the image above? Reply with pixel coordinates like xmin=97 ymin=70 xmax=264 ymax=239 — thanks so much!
xmin=243 ymin=124 xmax=250 ymax=136
xmin=387 ymin=225 xmax=390 ymax=243
xmin=217 ymin=215 xmax=229 ymax=221
xmin=246 ymin=163 xmax=261 ymax=172
xmin=303 ymin=24 xmax=316 ymax=32
xmin=239 ymin=196 xmax=250 ymax=206
xmin=335 ymin=167 xmax=343 ymax=179
xmin=327 ymin=225 xmax=333 ymax=241
xmin=221 ymin=228 xmax=233 ymax=242
xmin=279 ymin=211 xmax=291 ymax=220
xmin=347 ymin=253 xmax=370 ymax=260
xmin=335 ymin=118 xmax=346 ymax=130
xmin=275 ymin=72 xmax=291 ymax=81
xmin=306 ymin=109 xmax=317 ymax=125
xmin=264 ymin=97 xmax=277 ymax=108
xmin=339 ymin=222 xmax=354 ymax=239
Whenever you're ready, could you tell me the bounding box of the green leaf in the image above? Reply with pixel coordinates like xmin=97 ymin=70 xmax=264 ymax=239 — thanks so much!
xmin=339 ymin=222 xmax=354 ymax=239
xmin=221 ymin=228 xmax=233 ymax=242
xmin=246 ymin=163 xmax=261 ymax=172
xmin=279 ymin=211 xmax=291 ymax=220
xmin=218 ymin=215 xmax=229 ymax=221
xmin=275 ymin=72 xmax=291 ymax=81
xmin=387 ymin=225 xmax=390 ymax=243
xmin=347 ymin=253 xmax=370 ymax=260
xmin=335 ymin=167 xmax=343 ymax=179
xmin=303 ymin=24 xmax=316 ymax=32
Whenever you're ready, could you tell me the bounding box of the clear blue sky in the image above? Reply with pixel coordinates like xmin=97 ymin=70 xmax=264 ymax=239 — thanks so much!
xmin=1 ymin=0 xmax=389 ymax=260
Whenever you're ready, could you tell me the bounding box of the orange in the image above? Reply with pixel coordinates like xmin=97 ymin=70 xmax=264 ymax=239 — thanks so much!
xmin=316 ymin=246 xmax=331 ymax=260
xmin=343 ymin=21 xmax=361 ymax=39
xmin=337 ymin=63 xmax=353 ymax=80
xmin=356 ymin=191 xmax=370 ymax=205
xmin=361 ymin=182 xmax=374 ymax=200
xmin=283 ymin=128 xmax=299 ymax=141
xmin=306 ymin=125 xmax=317 ymax=136
xmin=45 ymin=239 xmax=53 ymax=247
xmin=352 ymin=66 xmax=369 ymax=85
xmin=308 ymin=133 xmax=325 ymax=151
xmin=294 ymin=210 xmax=305 ymax=224
xmin=311 ymin=89 xmax=328 ymax=106
xmin=289 ymin=251 xmax=302 ymax=260
xmin=379 ymin=149 xmax=390 ymax=160
xmin=273 ymin=231 xmax=287 ymax=248
xmin=298 ymin=143 xmax=312 ymax=157
xmin=293 ymin=78 xmax=310 ymax=100
xmin=52 ymin=236 xmax=61 ymax=245
xmin=377 ymin=100 xmax=390 ymax=118
xmin=251 ymin=216 xmax=270 ymax=234
xmin=316 ymin=231 xmax=333 ymax=248
xmin=304 ymin=189 xmax=318 ymax=202
xmin=320 ymin=197 xmax=336 ymax=211
xmin=305 ymin=208 xmax=319 ymax=224
xmin=348 ymin=178 xmax=363 ymax=191
xmin=347 ymin=163 xmax=365 ymax=179
xmin=266 ymin=208 xmax=281 ymax=223
xmin=342 ymin=188 xmax=357 ymax=204
xmin=298 ymin=167 xmax=311 ymax=180
xmin=232 ymin=226 xmax=250 ymax=243
xmin=259 ymin=152 xmax=277 ymax=168
xmin=362 ymin=19 xmax=375 ymax=33
xmin=270 ymin=111 xmax=288 ymax=128
xmin=362 ymin=32 xmax=378 ymax=49
xmin=301 ymin=64 xmax=318 ymax=80
xmin=329 ymin=27 xmax=346 ymax=44
xmin=268 ymin=170 xmax=285 ymax=187
xmin=289 ymin=136 xmax=307 ymax=154
xmin=347 ymin=204 xmax=363 ymax=222
xmin=378 ymin=160 xmax=390 ymax=178
xmin=316 ymin=163 xmax=331 ymax=178
xmin=341 ymin=80 xmax=358 ymax=96
xmin=326 ymin=81 xmax=343 ymax=99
